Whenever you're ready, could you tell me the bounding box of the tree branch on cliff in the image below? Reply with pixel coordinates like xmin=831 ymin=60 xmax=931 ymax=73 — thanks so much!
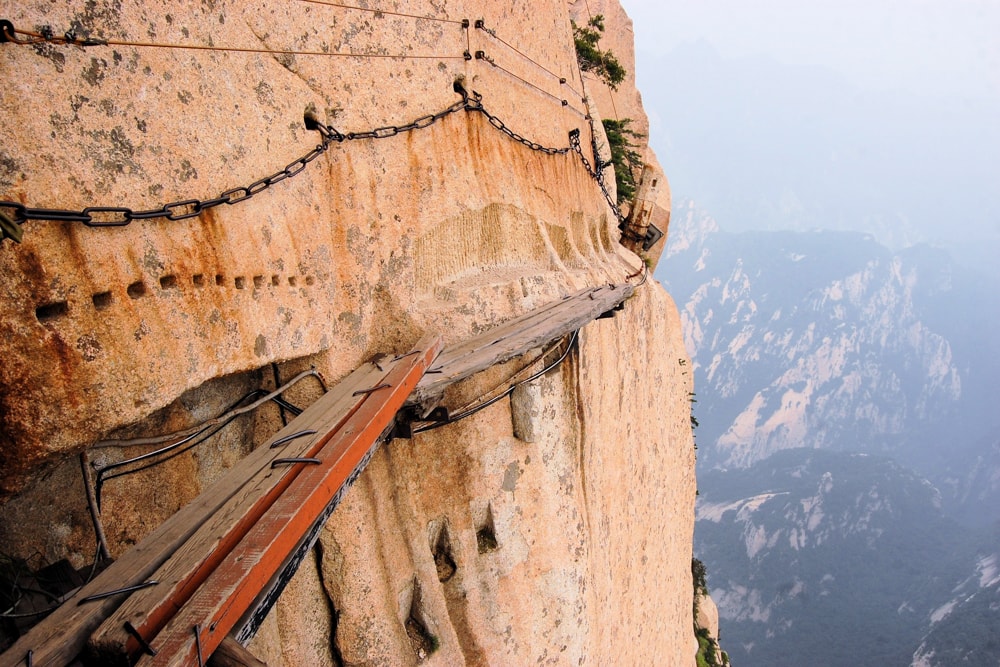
xmin=572 ymin=15 xmax=626 ymax=90
xmin=602 ymin=118 xmax=644 ymax=205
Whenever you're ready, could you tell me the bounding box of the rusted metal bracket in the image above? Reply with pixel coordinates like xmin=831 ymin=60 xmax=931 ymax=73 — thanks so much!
xmin=642 ymin=223 xmax=663 ymax=251
xmin=269 ymin=430 xmax=317 ymax=449
xmin=392 ymin=406 xmax=450 ymax=440
xmin=352 ymin=383 xmax=391 ymax=397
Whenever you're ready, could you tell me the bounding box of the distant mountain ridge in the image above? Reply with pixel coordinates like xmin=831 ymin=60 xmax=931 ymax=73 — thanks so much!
xmin=664 ymin=204 xmax=961 ymax=465
xmin=661 ymin=202 xmax=1000 ymax=522
xmin=660 ymin=202 xmax=1000 ymax=665
xmin=695 ymin=448 xmax=986 ymax=667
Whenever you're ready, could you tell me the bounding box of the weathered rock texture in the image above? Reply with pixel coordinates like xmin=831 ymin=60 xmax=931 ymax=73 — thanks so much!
xmin=568 ymin=0 xmax=671 ymax=266
xmin=0 ymin=0 xmax=696 ymax=663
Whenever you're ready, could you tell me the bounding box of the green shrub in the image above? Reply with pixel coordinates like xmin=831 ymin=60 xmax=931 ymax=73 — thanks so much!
xmin=601 ymin=118 xmax=644 ymax=204
xmin=572 ymin=15 xmax=627 ymax=90
xmin=692 ymin=557 xmax=708 ymax=596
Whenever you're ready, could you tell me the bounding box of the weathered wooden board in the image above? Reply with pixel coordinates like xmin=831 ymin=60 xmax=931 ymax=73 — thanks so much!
xmin=207 ymin=636 xmax=266 ymax=667
xmin=0 ymin=360 xmax=387 ymax=667
xmin=230 ymin=425 xmax=397 ymax=645
xmin=408 ymin=282 xmax=632 ymax=411
xmin=85 ymin=356 xmax=409 ymax=664
xmin=135 ymin=335 xmax=442 ymax=666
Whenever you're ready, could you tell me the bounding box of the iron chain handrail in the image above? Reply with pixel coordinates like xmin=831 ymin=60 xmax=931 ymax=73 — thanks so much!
xmin=569 ymin=129 xmax=623 ymax=221
xmin=0 ymin=93 xmax=469 ymax=231
xmin=0 ymin=85 xmax=624 ymax=241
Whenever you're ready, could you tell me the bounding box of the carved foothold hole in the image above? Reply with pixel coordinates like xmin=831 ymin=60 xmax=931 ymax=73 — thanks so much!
xmin=304 ymin=275 xmax=315 ymax=286
xmin=253 ymin=275 xmax=264 ymax=289
xmin=192 ymin=274 xmax=205 ymax=287
xmin=159 ymin=274 xmax=178 ymax=290
xmin=431 ymin=522 xmax=457 ymax=583
xmin=127 ymin=281 xmax=146 ymax=299
xmin=92 ymin=292 xmax=113 ymax=310
xmin=288 ymin=276 xmax=298 ymax=287
xmin=271 ymin=275 xmax=280 ymax=287
xmin=215 ymin=274 xmax=225 ymax=286
xmin=36 ymin=301 xmax=68 ymax=323
xmin=405 ymin=579 xmax=437 ymax=661
xmin=476 ymin=504 xmax=498 ymax=554
xmin=234 ymin=276 xmax=246 ymax=290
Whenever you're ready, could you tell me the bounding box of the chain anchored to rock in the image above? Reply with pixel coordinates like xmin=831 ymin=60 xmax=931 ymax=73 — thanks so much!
xmin=569 ymin=129 xmax=623 ymax=222
xmin=1 ymin=81 xmax=624 ymax=243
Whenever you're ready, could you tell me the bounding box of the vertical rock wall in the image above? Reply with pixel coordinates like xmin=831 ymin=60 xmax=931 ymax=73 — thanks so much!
xmin=0 ymin=0 xmax=696 ymax=663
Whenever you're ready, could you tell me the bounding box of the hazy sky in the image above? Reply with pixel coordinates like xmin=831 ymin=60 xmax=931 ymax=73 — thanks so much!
xmin=619 ymin=0 xmax=1000 ymax=101
xmin=617 ymin=0 xmax=1000 ymax=253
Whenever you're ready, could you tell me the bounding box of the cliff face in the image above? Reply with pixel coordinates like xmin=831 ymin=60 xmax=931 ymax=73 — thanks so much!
xmin=0 ymin=1 xmax=695 ymax=663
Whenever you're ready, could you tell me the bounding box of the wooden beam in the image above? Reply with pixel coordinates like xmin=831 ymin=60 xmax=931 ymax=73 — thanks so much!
xmin=408 ymin=283 xmax=632 ymax=411
xmin=206 ymin=636 xmax=266 ymax=667
xmin=0 ymin=360 xmax=386 ymax=667
xmin=135 ymin=335 xmax=441 ymax=666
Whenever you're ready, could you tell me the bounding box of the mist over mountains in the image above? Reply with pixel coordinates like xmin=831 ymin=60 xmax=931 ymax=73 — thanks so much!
xmin=694 ymin=444 xmax=1000 ymax=666
xmin=639 ymin=39 xmax=1000 ymax=266
xmin=658 ymin=205 xmax=1000 ymax=665
xmin=628 ymin=7 xmax=999 ymax=664
xmin=661 ymin=204 xmax=1000 ymax=518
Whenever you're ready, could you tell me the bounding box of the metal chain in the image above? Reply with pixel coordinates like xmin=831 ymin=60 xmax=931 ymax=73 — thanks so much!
xmin=0 ymin=96 xmax=468 ymax=233
xmin=0 ymin=134 xmax=332 ymax=229
xmin=463 ymin=90 xmax=570 ymax=156
xmin=0 ymin=86 xmax=623 ymax=242
xmin=569 ymin=129 xmax=623 ymax=221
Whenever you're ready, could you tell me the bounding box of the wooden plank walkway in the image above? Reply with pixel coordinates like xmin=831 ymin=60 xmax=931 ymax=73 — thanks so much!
xmin=86 ymin=335 xmax=440 ymax=665
xmin=407 ymin=282 xmax=633 ymax=413
xmin=138 ymin=338 xmax=439 ymax=665
xmin=0 ymin=340 xmax=437 ymax=667
xmin=0 ymin=277 xmax=635 ymax=666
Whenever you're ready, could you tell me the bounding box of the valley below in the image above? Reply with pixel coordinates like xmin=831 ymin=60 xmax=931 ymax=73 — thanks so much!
xmin=660 ymin=203 xmax=1000 ymax=666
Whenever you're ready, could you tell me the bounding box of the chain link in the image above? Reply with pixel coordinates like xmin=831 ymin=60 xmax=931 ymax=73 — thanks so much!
xmin=463 ymin=91 xmax=570 ymax=156
xmin=1 ymin=86 xmax=624 ymax=242
xmin=569 ymin=129 xmax=623 ymax=222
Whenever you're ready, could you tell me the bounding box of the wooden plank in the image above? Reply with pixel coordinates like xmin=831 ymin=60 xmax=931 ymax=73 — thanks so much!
xmin=423 ymin=284 xmax=620 ymax=375
xmin=206 ymin=636 xmax=266 ymax=667
xmin=86 ymin=358 xmax=405 ymax=664
xmin=230 ymin=413 xmax=383 ymax=646
xmin=0 ymin=360 xmax=386 ymax=667
xmin=409 ymin=283 xmax=632 ymax=410
xmin=230 ymin=420 xmax=395 ymax=646
xmin=136 ymin=335 xmax=442 ymax=666
xmin=423 ymin=287 xmax=591 ymax=370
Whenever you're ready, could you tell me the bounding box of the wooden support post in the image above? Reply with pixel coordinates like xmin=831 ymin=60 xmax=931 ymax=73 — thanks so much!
xmin=206 ymin=636 xmax=266 ymax=667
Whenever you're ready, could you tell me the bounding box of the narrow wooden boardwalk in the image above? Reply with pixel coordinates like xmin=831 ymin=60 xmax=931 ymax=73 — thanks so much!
xmin=0 ymin=337 xmax=439 ymax=667
xmin=408 ymin=282 xmax=633 ymax=413
xmin=0 ymin=277 xmax=638 ymax=666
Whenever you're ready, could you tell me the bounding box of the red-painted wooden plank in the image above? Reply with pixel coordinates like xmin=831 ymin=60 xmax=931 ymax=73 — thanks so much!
xmin=137 ymin=335 xmax=441 ymax=666
xmin=1 ymin=361 xmax=388 ymax=667
xmin=86 ymin=361 xmax=397 ymax=664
